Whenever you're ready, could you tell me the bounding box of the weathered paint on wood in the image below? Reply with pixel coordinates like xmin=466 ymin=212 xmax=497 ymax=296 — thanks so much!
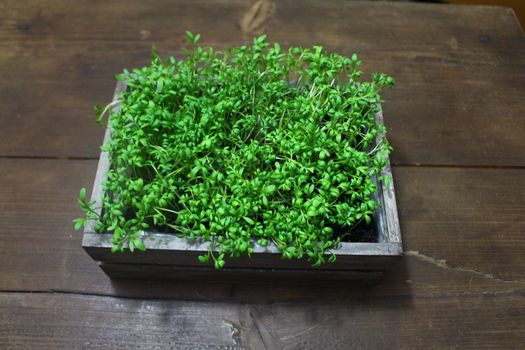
xmin=82 ymin=82 xmax=402 ymax=281
xmin=84 ymin=233 xmax=401 ymax=270
xmin=374 ymin=107 xmax=401 ymax=244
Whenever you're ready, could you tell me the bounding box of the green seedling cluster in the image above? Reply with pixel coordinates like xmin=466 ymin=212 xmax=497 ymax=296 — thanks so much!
xmin=75 ymin=33 xmax=394 ymax=268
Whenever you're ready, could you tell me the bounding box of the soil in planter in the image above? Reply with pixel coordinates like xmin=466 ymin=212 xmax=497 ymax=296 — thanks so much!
xmin=331 ymin=219 xmax=377 ymax=243
xmin=121 ymin=204 xmax=377 ymax=243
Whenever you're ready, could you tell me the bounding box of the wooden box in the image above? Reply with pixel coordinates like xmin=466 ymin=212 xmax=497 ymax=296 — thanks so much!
xmin=82 ymin=81 xmax=402 ymax=284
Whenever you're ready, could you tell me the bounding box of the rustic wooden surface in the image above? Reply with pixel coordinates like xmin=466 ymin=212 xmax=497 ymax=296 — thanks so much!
xmin=0 ymin=1 xmax=524 ymax=349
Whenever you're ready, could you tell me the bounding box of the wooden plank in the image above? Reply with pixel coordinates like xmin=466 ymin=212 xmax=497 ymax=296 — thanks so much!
xmin=394 ymin=166 xmax=525 ymax=282
xmin=99 ymin=262 xmax=384 ymax=285
xmin=84 ymin=80 xmax=126 ymax=233
xmin=238 ymin=292 xmax=525 ymax=350
xmin=375 ymin=106 xmax=401 ymax=243
xmin=0 ymin=158 xmax=524 ymax=301
xmin=0 ymin=1 xmax=524 ymax=166
xmin=0 ymin=292 xmax=253 ymax=350
xmin=83 ymin=234 xmax=401 ymax=271
xmin=447 ymin=1 xmax=525 ymax=29
xmin=1 ymin=291 xmax=524 ymax=349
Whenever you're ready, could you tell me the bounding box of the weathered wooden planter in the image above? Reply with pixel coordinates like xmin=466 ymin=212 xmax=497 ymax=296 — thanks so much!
xmin=82 ymin=81 xmax=402 ymax=284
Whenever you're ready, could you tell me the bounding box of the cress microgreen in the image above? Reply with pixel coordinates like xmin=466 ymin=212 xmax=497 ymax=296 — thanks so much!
xmin=75 ymin=32 xmax=394 ymax=268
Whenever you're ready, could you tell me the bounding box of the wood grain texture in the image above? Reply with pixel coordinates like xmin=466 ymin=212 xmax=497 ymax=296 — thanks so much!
xmin=396 ymin=166 xmax=525 ymax=282
xmin=99 ymin=262 xmax=384 ymax=284
xmin=0 ymin=159 xmax=524 ymax=300
xmin=0 ymin=1 xmax=524 ymax=166
xmin=375 ymin=106 xmax=402 ymax=243
xmin=1 ymin=291 xmax=524 ymax=350
xmin=0 ymin=292 xmax=253 ymax=350
xmin=1 ymin=1 xmax=525 ymax=348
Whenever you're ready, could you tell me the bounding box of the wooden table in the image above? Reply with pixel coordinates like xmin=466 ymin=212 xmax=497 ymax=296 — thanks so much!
xmin=1 ymin=1 xmax=524 ymax=348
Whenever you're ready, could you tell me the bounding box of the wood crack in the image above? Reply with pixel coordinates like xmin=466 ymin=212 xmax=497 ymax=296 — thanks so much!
xmin=0 ymin=289 xmax=227 ymax=303
xmin=280 ymin=317 xmax=329 ymax=342
xmin=421 ymin=289 xmax=525 ymax=300
xmin=248 ymin=309 xmax=282 ymax=350
xmin=240 ymin=0 xmax=275 ymax=36
xmin=405 ymin=250 xmax=525 ymax=284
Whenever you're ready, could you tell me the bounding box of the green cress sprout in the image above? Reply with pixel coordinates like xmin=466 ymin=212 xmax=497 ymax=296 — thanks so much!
xmin=75 ymin=32 xmax=395 ymax=268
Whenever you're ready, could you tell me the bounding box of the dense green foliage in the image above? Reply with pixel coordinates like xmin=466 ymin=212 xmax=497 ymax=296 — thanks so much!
xmin=75 ymin=33 xmax=394 ymax=268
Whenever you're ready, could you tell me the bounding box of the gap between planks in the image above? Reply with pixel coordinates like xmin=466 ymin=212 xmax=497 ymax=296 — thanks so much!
xmin=393 ymin=163 xmax=525 ymax=170
xmin=0 ymin=155 xmax=99 ymax=160
xmin=1 ymin=287 xmax=525 ymax=304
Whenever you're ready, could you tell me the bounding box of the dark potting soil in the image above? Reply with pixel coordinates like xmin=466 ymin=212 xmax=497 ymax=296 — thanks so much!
xmin=128 ymin=213 xmax=378 ymax=243
xmin=122 ymin=205 xmax=377 ymax=243
xmin=331 ymin=219 xmax=378 ymax=243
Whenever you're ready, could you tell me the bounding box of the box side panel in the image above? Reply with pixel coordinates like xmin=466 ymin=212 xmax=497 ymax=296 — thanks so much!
xmin=99 ymin=262 xmax=384 ymax=285
xmin=83 ymin=80 xmax=127 ymax=235
xmin=374 ymin=106 xmax=402 ymax=244
xmin=83 ymin=233 xmax=401 ymax=271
